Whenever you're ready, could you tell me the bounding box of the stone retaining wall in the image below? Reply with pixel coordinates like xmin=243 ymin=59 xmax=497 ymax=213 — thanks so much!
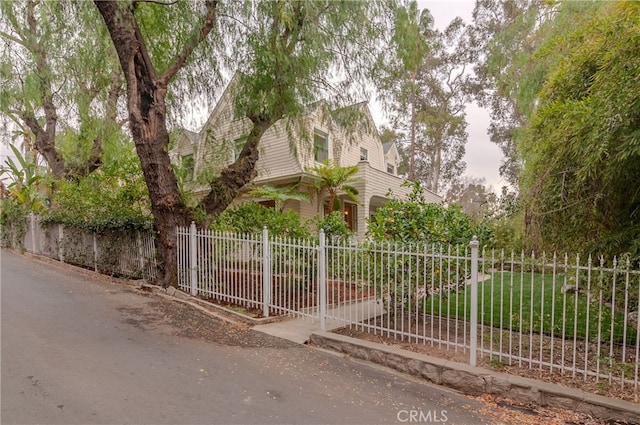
xmin=309 ymin=331 xmax=640 ymax=424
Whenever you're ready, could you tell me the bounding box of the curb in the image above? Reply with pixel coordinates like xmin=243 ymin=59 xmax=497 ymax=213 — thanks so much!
xmin=139 ymin=283 xmax=285 ymax=327
xmin=308 ymin=331 xmax=639 ymax=424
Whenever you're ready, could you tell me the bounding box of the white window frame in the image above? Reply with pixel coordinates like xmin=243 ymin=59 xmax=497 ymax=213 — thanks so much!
xmin=360 ymin=147 xmax=368 ymax=161
xmin=314 ymin=130 xmax=329 ymax=162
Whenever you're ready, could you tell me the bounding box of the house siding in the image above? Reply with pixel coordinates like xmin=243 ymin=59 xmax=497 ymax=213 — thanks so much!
xmin=335 ymin=108 xmax=386 ymax=171
xmin=297 ymin=110 xmax=334 ymax=171
xmin=170 ymin=76 xmax=442 ymax=239
xmin=254 ymin=121 xmax=303 ymax=182
xmin=384 ymin=144 xmax=401 ymax=175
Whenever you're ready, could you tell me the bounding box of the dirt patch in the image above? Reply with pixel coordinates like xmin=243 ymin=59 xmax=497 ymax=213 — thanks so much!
xmin=470 ymin=393 xmax=629 ymax=425
xmin=197 ymin=276 xmax=373 ymax=317
xmin=145 ymin=300 xmax=298 ymax=349
xmin=198 ymin=297 xmax=266 ymax=318
xmin=115 ymin=293 xmax=297 ymax=349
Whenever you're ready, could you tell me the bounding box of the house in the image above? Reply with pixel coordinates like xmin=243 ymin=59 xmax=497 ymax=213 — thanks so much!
xmin=171 ymin=77 xmax=441 ymax=239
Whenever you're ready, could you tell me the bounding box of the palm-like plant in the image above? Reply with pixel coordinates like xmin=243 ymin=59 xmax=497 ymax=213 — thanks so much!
xmin=248 ymin=184 xmax=310 ymax=212
xmin=311 ymin=159 xmax=361 ymax=213
xmin=0 ymin=144 xmax=45 ymax=212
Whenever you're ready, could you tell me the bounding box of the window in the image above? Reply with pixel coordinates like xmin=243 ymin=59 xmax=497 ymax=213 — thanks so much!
xmin=258 ymin=200 xmax=276 ymax=210
xmin=314 ymin=130 xmax=329 ymax=162
xmin=233 ymin=136 xmax=248 ymax=161
xmin=360 ymin=147 xmax=368 ymax=161
xmin=387 ymin=163 xmax=395 ymax=175
xmin=181 ymin=154 xmax=194 ymax=179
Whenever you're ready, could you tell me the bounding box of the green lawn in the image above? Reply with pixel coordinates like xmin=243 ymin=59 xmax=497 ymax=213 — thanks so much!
xmin=423 ymin=271 xmax=637 ymax=345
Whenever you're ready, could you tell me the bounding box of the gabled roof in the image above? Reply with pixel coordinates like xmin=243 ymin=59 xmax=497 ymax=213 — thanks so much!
xmin=183 ymin=130 xmax=200 ymax=145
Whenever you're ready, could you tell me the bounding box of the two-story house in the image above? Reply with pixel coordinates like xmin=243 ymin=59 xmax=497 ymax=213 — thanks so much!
xmin=171 ymin=77 xmax=441 ymax=239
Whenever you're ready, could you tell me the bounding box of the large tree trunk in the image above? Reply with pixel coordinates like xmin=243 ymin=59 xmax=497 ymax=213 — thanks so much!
xmin=200 ymin=119 xmax=274 ymax=217
xmin=22 ymin=113 xmax=66 ymax=179
xmin=409 ymin=74 xmax=417 ymax=182
xmin=96 ymin=1 xmax=192 ymax=287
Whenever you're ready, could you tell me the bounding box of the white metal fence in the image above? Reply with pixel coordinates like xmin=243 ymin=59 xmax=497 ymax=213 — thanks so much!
xmin=178 ymin=223 xmax=640 ymax=394
xmin=177 ymin=225 xmax=320 ymax=318
xmin=2 ymin=214 xmax=157 ymax=281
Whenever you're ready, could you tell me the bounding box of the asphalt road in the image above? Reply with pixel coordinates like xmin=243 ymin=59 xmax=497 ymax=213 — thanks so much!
xmin=1 ymin=249 xmax=493 ymax=425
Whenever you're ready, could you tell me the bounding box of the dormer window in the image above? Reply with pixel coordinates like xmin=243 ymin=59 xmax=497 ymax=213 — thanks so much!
xmin=314 ymin=130 xmax=329 ymax=162
xmin=387 ymin=163 xmax=395 ymax=175
xmin=360 ymin=147 xmax=368 ymax=161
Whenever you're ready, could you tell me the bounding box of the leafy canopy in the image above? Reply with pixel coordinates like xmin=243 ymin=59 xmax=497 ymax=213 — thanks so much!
xmin=520 ymin=1 xmax=640 ymax=256
xmin=367 ymin=181 xmax=492 ymax=246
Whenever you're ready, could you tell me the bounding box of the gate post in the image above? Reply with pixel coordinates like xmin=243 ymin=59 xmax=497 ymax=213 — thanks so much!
xmin=319 ymin=230 xmax=327 ymax=330
xmin=262 ymin=226 xmax=271 ymax=318
xmin=189 ymin=221 xmax=198 ymax=296
xmin=469 ymin=236 xmax=479 ymax=367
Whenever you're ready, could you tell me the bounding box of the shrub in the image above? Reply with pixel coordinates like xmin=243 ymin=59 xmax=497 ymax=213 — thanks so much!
xmin=0 ymin=198 xmax=30 ymax=248
xmin=314 ymin=211 xmax=354 ymax=243
xmin=43 ymin=153 xmax=152 ymax=232
xmin=210 ymin=201 xmax=310 ymax=239
xmin=367 ymin=181 xmax=492 ymax=247
xmin=365 ymin=181 xmax=494 ymax=312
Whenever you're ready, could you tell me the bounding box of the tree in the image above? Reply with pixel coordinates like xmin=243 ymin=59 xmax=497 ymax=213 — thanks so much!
xmin=469 ymin=0 xmax=603 ymax=188
xmin=413 ymin=17 xmax=473 ymax=195
xmin=469 ymin=0 xmax=549 ymax=187
xmin=445 ymin=176 xmax=496 ymax=223
xmin=519 ymin=1 xmax=640 ymax=255
xmin=95 ymin=0 xmax=393 ymax=287
xmin=379 ymin=3 xmax=472 ymax=195
xmin=0 ymin=1 xmax=125 ymax=179
xmin=378 ymin=1 xmax=434 ymax=181
xmin=311 ymin=159 xmax=361 ymax=214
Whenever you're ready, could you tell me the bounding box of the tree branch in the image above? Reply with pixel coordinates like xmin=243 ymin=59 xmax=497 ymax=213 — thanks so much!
xmin=159 ymin=0 xmax=218 ymax=85
xmin=0 ymin=30 xmax=24 ymax=46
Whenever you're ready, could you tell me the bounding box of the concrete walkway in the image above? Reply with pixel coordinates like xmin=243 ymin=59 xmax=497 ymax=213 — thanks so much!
xmin=253 ymin=298 xmax=381 ymax=344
